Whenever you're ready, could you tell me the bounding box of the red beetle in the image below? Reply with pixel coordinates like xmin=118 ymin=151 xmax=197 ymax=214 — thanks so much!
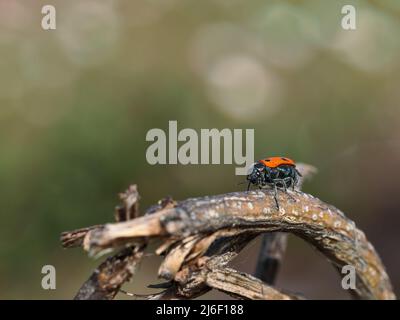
xmin=246 ymin=156 xmax=301 ymax=208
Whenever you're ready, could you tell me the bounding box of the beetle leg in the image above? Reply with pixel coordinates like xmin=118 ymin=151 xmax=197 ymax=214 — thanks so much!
xmin=273 ymin=181 xmax=280 ymax=210
xmin=274 ymin=178 xmax=286 ymax=190
xmin=286 ymin=178 xmax=297 ymax=202
xmin=275 ymin=178 xmax=296 ymax=204
xmin=290 ymin=177 xmax=295 ymax=190
xmin=284 ymin=178 xmax=295 ymax=197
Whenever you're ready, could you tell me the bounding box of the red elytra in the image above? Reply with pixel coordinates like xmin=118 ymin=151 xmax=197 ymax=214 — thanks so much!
xmin=258 ymin=156 xmax=296 ymax=168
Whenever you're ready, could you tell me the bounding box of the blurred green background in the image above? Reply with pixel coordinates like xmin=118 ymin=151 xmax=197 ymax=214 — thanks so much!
xmin=1 ymin=0 xmax=400 ymax=299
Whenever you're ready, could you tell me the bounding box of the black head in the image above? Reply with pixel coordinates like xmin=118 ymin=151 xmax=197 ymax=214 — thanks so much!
xmin=246 ymin=162 xmax=266 ymax=186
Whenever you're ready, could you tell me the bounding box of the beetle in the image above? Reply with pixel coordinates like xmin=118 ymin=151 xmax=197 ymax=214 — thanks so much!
xmin=246 ymin=156 xmax=301 ymax=209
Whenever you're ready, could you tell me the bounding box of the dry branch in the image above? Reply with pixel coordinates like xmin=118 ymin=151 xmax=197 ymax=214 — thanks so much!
xmin=205 ymin=267 xmax=298 ymax=300
xmin=62 ymin=180 xmax=396 ymax=300
xmin=255 ymin=233 xmax=288 ymax=285
xmin=255 ymin=163 xmax=317 ymax=284
xmin=74 ymin=244 xmax=145 ymax=300
xmin=71 ymin=185 xmax=148 ymax=300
